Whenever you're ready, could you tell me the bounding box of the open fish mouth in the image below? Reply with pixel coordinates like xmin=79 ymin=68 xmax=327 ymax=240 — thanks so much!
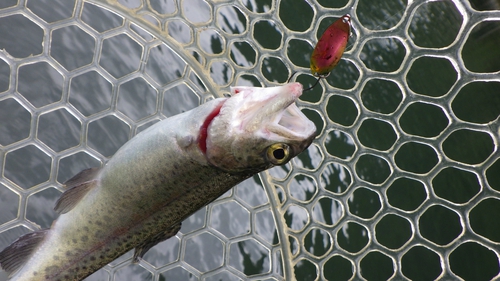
xmin=273 ymin=96 xmax=317 ymax=141
xmin=225 ymin=82 xmax=316 ymax=141
xmin=204 ymin=82 xmax=317 ymax=171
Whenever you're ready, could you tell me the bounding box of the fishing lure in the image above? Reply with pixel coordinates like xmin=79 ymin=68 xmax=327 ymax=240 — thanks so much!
xmin=310 ymin=14 xmax=351 ymax=77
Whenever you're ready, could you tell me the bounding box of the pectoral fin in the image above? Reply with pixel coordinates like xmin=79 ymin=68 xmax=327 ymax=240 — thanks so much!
xmin=54 ymin=167 xmax=100 ymax=214
xmin=0 ymin=229 xmax=48 ymax=275
xmin=132 ymin=223 xmax=181 ymax=263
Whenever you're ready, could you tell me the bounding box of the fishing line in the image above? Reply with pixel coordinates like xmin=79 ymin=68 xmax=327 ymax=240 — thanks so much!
xmin=345 ymin=1 xmax=410 ymax=49
xmin=303 ymin=73 xmax=329 ymax=92
xmin=287 ymin=71 xmax=298 ymax=83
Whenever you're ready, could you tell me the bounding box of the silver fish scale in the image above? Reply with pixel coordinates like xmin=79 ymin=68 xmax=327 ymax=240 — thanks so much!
xmin=0 ymin=0 xmax=499 ymax=280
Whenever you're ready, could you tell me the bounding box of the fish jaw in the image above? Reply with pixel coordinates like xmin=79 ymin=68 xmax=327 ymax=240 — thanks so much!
xmin=205 ymin=82 xmax=317 ymax=172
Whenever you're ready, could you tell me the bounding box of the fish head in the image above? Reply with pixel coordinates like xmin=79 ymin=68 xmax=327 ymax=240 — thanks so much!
xmin=205 ymin=82 xmax=317 ymax=173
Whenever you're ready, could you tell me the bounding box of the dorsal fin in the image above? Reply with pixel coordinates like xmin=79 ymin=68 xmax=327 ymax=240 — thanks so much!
xmin=0 ymin=229 xmax=48 ymax=275
xmin=54 ymin=167 xmax=100 ymax=214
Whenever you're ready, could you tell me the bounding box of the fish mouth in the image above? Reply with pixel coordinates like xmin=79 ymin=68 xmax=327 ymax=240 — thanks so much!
xmin=205 ymin=82 xmax=317 ymax=171
xmin=272 ymin=96 xmax=317 ymax=141
xmin=236 ymin=82 xmax=317 ymax=143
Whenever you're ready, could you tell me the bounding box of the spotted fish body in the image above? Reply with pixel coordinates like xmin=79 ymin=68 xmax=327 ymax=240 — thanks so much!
xmin=0 ymin=83 xmax=316 ymax=281
xmin=310 ymin=14 xmax=351 ymax=76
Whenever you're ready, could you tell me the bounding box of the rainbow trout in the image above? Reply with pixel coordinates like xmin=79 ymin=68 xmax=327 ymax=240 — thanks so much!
xmin=0 ymin=82 xmax=316 ymax=281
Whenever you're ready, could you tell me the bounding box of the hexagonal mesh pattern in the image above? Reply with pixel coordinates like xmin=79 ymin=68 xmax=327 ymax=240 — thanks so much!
xmin=0 ymin=0 xmax=499 ymax=280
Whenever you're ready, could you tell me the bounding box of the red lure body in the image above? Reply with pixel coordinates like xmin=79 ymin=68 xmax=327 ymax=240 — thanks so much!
xmin=310 ymin=14 xmax=351 ymax=76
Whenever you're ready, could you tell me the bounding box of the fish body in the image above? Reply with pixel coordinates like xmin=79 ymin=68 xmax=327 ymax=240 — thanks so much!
xmin=0 ymin=83 xmax=316 ymax=281
xmin=310 ymin=14 xmax=351 ymax=76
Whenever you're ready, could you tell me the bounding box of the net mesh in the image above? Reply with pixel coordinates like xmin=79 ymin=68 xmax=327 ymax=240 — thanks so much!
xmin=0 ymin=0 xmax=499 ymax=280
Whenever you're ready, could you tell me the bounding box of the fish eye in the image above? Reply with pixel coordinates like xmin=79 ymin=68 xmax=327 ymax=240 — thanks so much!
xmin=267 ymin=143 xmax=291 ymax=165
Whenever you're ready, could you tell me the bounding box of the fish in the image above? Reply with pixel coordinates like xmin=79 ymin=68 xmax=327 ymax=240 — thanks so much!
xmin=0 ymin=82 xmax=316 ymax=281
xmin=310 ymin=14 xmax=351 ymax=77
